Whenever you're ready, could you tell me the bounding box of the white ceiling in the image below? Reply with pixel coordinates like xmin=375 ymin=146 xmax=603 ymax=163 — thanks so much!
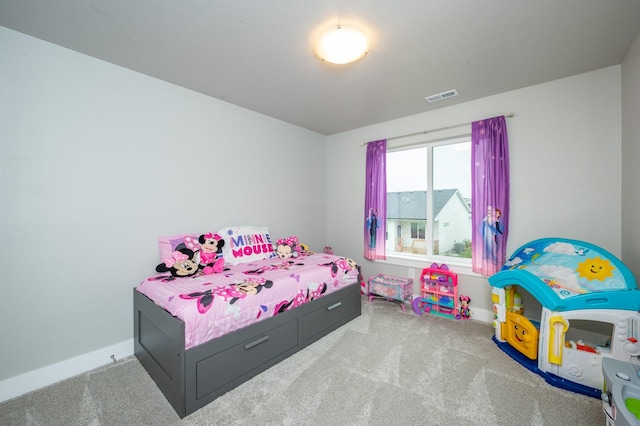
xmin=2 ymin=0 xmax=640 ymax=135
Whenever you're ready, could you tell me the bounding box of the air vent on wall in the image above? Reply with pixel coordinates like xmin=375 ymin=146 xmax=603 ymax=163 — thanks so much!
xmin=425 ymin=89 xmax=458 ymax=103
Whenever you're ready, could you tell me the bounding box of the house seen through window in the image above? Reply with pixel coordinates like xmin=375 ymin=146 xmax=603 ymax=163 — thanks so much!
xmin=386 ymin=136 xmax=472 ymax=259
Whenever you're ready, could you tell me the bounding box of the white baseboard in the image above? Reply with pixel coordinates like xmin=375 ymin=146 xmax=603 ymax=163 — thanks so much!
xmin=1 ymin=306 xmax=493 ymax=404
xmin=0 ymin=339 xmax=134 ymax=403
xmin=468 ymin=306 xmax=493 ymax=324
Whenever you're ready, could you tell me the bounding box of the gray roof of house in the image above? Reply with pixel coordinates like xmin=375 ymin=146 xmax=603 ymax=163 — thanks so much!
xmin=386 ymin=189 xmax=459 ymax=220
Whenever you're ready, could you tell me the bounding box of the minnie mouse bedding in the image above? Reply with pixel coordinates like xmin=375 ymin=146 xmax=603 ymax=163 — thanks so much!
xmin=136 ymin=252 xmax=359 ymax=349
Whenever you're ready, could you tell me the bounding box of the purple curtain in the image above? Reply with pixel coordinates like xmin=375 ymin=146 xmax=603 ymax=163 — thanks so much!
xmin=471 ymin=116 xmax=510 ymax=275
xmin=364 ymin=140 xmax=387 ymax=260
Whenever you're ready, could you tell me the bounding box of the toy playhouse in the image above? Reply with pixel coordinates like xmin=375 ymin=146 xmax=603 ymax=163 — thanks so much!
xmin=489 ymin=238 xmax=640 ymax=399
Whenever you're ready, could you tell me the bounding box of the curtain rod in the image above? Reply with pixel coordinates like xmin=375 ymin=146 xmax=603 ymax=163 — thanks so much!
xmin=360 ymin=112 xmax=515 ymax=146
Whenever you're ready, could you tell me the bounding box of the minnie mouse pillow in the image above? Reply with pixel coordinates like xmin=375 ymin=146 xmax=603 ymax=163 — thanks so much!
xmin=217 ymin=226 xmax=276 ymax=265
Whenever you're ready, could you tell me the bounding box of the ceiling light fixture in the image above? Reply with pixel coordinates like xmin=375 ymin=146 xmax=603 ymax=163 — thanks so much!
xmin=314 ymin=25 xmax=370 ymax=65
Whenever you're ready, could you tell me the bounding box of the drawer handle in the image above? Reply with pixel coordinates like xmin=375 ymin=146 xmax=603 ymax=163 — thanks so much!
xmin=327 ymin=302 xmax=342 ymax=311
xmin=244 ymin=335 xmax=269 ymax=350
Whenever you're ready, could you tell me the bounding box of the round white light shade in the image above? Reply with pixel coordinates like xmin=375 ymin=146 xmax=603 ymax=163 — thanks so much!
xmin=314 ymin=25 xmax=370 ymax=64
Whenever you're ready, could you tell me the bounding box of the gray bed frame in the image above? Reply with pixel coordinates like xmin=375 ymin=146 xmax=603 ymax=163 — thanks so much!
xmin=133 ymin=282 xmax=361 ymax=418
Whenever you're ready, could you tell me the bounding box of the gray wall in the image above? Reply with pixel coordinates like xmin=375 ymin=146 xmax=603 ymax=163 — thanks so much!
xmin=622 ymin=30 xmax=640 ymax=279
xmin=326 ymin=65 xmax=624 ymax=320
xmin=0 ymin=27 xmax=327 ymax=383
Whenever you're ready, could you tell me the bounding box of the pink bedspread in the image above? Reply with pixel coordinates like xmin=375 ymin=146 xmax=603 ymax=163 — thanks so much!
xmin=136 ymin=253 xmax=360 ymax=349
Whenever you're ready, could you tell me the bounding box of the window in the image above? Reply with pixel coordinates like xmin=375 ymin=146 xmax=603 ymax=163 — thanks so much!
xmin=410 ymin=222 xmax=425 ymax=239
xmin=385 ymin=136 xmax=472 ymax=259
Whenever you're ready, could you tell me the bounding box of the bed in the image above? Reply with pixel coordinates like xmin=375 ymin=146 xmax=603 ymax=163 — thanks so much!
xmin=133 ymin=228 xmax=362 ymax=418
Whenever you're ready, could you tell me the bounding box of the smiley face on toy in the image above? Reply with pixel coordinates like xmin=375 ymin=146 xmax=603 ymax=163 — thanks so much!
xmin=576 ymin=257 xmax=614 ymax=281
xmin=513 ymin=324 xmax=531 ymax=346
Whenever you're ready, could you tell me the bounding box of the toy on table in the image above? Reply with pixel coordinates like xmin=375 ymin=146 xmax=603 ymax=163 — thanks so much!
xmin=412 ymin=263 xmax=458 ymax=319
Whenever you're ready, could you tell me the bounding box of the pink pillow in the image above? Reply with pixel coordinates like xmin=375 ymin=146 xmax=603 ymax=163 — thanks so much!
xmin=158 ymin=234 xmax=197 ymax=262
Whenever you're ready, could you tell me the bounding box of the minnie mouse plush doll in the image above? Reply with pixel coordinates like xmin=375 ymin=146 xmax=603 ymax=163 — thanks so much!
xmin=182 ymin=232 xmax=225 ymax=274
xmin=458 ymin=295 xmax=472 ymax=320
xmin=156 ymin=248 xmax=200 ymax=277
xmin=196 ymin=232 xmax=225 ymax=274
xmin=275 ymin=236 xmax=299 ymax=259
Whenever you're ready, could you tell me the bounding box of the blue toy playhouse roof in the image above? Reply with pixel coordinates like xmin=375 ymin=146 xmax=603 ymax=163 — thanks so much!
xmin=489 ymin=238 xmax=640 ymax=312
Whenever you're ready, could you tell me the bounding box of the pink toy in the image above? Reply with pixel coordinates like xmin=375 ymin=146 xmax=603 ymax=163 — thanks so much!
xmin=412 ymin=263 xmax=459 ymax=319
xmin=368 ymin=274 xmax=413 ymax=311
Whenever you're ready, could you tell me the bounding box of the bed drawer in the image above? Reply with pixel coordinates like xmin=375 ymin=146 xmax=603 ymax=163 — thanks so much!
xmin=193 ymin=317 xmax=299 ymax=399
xmin=302 ymin=288 xmax=360 ymax=343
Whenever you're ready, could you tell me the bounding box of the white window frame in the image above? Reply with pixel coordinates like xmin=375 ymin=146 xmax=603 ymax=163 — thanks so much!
xmin=382 ymin=134 xmax=477 ymax=275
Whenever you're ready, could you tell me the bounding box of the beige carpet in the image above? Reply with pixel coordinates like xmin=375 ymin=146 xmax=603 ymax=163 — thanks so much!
xmin=1 ymin=297 xmax=604 ymax=425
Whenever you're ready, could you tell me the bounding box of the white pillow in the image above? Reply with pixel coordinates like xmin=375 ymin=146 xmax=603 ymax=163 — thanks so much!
xmin=217 ymin=226 xmax=276 ymax=265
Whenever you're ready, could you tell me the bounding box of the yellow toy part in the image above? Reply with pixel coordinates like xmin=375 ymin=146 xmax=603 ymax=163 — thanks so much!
xmin=505 ymin=311 xmax=539 ymax=360
xmin=298 ymin=243 xmax=313 ymax=255
xmin=548 ymin=315 xmax=569 ymax=365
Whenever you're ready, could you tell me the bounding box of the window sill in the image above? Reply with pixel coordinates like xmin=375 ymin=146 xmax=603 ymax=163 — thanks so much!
xmin=375 ymin=252 xmax=485 ymax=278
